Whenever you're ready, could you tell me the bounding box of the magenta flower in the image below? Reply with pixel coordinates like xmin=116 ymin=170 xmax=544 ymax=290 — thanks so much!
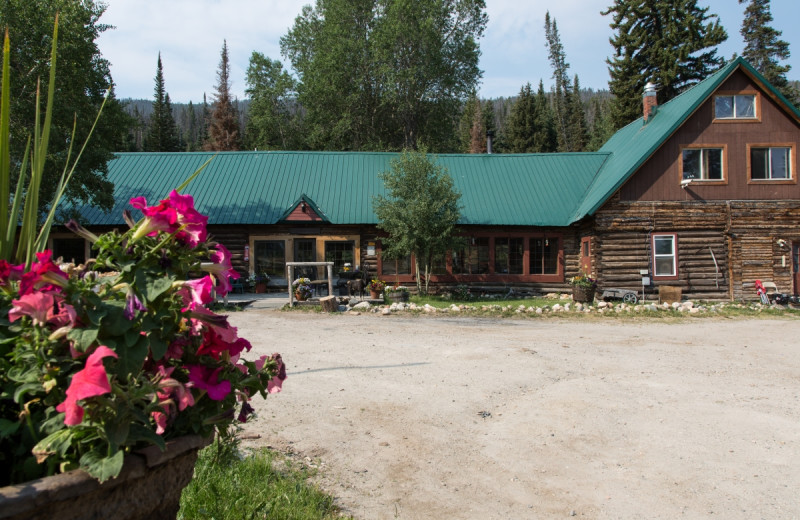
xmin=197 ymin=327 xmax=251 ymax=360
xmin=17 ymin=251 xmax=68 ymax=296
xmin=178 ymin=276 xmax=214 ymax=308
xmin=186 ymin=365 xmax=231 ymax=401
xmin=9 ymin=292 xmax=76 ymax=329
xmin=267 ymin=353 xmax=287 ymax=394
xmin=56 ymin=346 xmax=118 ymax=425
xmin=201 ymin=244 xmax=238 ymax=296
xmin=129 ymin=190 xmax=208 ymax=247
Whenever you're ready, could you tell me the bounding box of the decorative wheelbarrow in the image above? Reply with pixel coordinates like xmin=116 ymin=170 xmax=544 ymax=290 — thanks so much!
xmin=600 ymin=288 xmax=639 ymax=304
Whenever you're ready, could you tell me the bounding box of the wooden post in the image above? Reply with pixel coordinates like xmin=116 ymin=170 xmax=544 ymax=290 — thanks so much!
xmin=320 ymin=295 xmax=338 ymax=313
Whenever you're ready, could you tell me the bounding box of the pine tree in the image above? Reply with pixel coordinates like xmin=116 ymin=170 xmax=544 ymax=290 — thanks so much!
xmin=458 ymin=94 xmax=481 ymax=153
xmin=544 ymin=12 xmax=575 ymax=152
xmin=603 ymin=0 xmax=728 ymax=129
xmin=567 ymin=75 xmax=588 ymax=152
xmin=204 ymin=40 xmax=242 ymax=151
xmin=533 ymin=81 xmax=557 ymax=153
xmin=505 ymin=82 xmax=557 ymax=153
xmin=739 ymin=0 xmax=798 ymax=104
xmin=143 ymin=53 xmax=180 ymax=152
xmin=469 ymin=101 xmax=487 ymax=154
xmin=587 ymin=97 xmax=614 ymax=151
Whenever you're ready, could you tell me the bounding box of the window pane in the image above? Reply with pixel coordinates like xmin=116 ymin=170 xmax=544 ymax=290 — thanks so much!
xmin=494 ymin=238 xmax=509 ymax=274
xmin=472 ymin=238 xmax=489 ymax=274
xmin=715 ymin=96 xmax=733 ymax=118
xmin=735 ymin=95 xmax=755 ymax=118
xmin=655 ymin=257 xmax=675 ymax=276
xmin=431 ymin=253 xmax=447 ymax=274
xmin=255 ymin=240 xmax=285 ymax=277
xmin=751 ymin=148 xmax=768 ymax=179
xmin=325 ymin=241 xmax=354 ymax=273
xmin=706 ymin=149 xmax=723 ymax=179
xmin=382 ymin=253 xmax=412 ymax=275
xmin=543 ymin=237 xmax=559 ymax=274
xmin=770 ymin=147 xmax=789 ymax=179
xmin=654 ymin=236 xmax=673 ymax=255
xmin=682 ymin=149 xmax=700 ymax=179
xmin=508 ymin=238 xmax=524 ymax=274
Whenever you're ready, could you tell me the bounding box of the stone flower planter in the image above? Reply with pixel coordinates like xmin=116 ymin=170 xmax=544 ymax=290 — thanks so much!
xmin=572 ymin=285 xmax=596 ymax=303
xmin=0 ymin=435 xmax=208 ymax=520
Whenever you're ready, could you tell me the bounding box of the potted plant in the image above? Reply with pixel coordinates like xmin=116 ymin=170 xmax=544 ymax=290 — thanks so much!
xmin=248 ymin=271 xmax=270 ymax=293
xmin=385 ymin=284 xmax=410 ymax=303
xmin=0 ymin=24 xmax=286 ymax=518
xmin=292 ymin=277 xmax=313 ymax=301
xmin=569 ymin=273 xmax=597 ymax=303
xmin=367 ymin=279 xmax=386 ymax=299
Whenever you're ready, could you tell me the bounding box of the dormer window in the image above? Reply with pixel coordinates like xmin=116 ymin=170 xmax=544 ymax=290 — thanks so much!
xmin=714 ymin=94 xmax=757 ymax=119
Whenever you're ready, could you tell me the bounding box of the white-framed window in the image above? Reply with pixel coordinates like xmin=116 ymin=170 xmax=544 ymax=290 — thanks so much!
xmin=714 ymin=94 xmax=756 ymax=119
xmin=681 ymin=147 xmax=724 ymax=181
xmin=652 ymin=234 xmax=677 ymax=279
xmin=750 ymin=146 xmax=792 ymax=180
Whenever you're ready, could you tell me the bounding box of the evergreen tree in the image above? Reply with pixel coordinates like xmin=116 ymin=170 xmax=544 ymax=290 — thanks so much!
xmin=469 ymin=101 xmax=487 ymax=154
xmin=739 ymin=0 xmax=798 ymax=104
xmin=181 ymin=101 xmax=198 ymax=151
xmin=566 ymin=75 xmax=588 ymax=152
xmin=533 ymin=81 xmax=557 ymax=153
xmin=204 ymin=40 xmax=242 ymax=151
xmin=143 ymin=53 xmax=179 ymax=152
xmin=505 ymin=83 xmax=536 ymax=153
xmin=544 ymin=12 xmax=575 ymax=151
xmin=505 ymin=81 xmax=557 ymax=153
xmin=458 ymin=94 xmax=481 ymax=153
xmin=603 ymin=0 xmax=728 ymax=129
xmin=587 ymin=97 xmax=614 ymax=151
xmin=199 ymin=93 xmax=210 ymax=147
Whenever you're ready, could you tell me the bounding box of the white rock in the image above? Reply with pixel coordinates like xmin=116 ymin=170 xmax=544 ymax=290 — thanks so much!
xmin=352 ymin=302 xmax=371 ymax=310
xmin=381 ymin=307 xmax=392 ymax=315
xmin=535 ymin=307 xmax=543 ymax=314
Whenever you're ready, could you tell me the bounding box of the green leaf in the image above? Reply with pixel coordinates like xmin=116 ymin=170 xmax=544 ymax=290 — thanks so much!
xmin=148 ymin=333 xmax=168 ymax=361
xmin=100 ymin=300 xmax=132 ymax=337
xmin=0 ymin=418 xmax=21 ymax=438
xmin=80 ymin=448 xmax=125 ymax=483
xmin=127 ymin=424 xmax=165 ymax=451
xmin=136 ymin=269 xmax=174 ymax=302
xmin=104 ymin=420 xmax=130 ymax=448
xmin=67 ymin=326 xmax=99 ymax=352
xmin=33 ymin=428 xmax=74 ymax=460
xmin=13 ymin=382 xmax=43 ymax=404
xmin=114 ymin=335 xmax=149 ymax=378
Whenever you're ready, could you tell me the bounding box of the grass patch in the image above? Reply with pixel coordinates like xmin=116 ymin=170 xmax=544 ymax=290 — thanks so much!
xmin=179 ymin=440 xmax=350 ymax=520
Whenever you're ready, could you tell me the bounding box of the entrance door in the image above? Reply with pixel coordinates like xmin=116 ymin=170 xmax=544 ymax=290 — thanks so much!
xmin=580 ymin=237 xmax=592 ymax=276
xmin=793 ymin=242 xmax=800 ymax=295
xmin=294 ymin=239 xmax=317 ymax=278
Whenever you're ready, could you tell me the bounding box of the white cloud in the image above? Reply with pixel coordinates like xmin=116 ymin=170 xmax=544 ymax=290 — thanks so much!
xmin=98 ymin=0 xmax=800 ymax=102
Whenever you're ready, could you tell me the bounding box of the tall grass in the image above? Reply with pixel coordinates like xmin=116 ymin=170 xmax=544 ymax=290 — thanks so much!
xmin=179 ymin=441 xmax=351 ymax=520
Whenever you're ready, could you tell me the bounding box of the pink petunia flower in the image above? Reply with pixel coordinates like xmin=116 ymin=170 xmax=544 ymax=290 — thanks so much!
xmin=129 ymin=190 xmax=208 ymax=248
xmin=9 ymin=292 xmax=77 ymax=329
xmin=196 ymin=327 xmax=251 ymax=360
xmin=200 ymin=244 xmax=238 ymax=296
xmin=186 ymin=365 xmax=231 ymax=401
xmin=267 ymin=353 xmax=287 ymax=394
xmin=178 ymin=276 xmax=214 ymax=308
xmin=56 ymin=346 xmax=118 ymax=425
xmin=17 ymin=251 xmax=68 ymax=295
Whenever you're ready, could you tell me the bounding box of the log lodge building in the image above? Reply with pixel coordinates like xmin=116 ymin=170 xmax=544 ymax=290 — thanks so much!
xmin=60 ymin=58 xmax=800 ymax=301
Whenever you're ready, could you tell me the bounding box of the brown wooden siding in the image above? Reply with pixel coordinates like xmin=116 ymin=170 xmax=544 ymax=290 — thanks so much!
xmin=593 ymin=197 xmax=800 ymax=300
xmin=621 ymin=69 xmax=800 ymax=202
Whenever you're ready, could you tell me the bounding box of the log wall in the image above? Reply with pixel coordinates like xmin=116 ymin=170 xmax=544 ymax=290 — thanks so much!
xmin=593 ymin=196 xmax=800 ymax=300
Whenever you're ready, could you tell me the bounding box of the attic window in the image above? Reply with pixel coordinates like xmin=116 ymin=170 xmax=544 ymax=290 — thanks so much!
xmin=714 ymin=94 xmax=756 ymax=120
xmin=681 ymin=146 xmax=725 ymax=181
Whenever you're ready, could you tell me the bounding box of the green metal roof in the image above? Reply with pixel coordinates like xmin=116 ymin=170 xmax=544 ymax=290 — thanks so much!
xmin=76 ymin=59 xmax=796 ymax=230
xmin=571 ymin=57 xmax=800 ymax=221
xmin=78 ymin=151 xmax=610 ymax=228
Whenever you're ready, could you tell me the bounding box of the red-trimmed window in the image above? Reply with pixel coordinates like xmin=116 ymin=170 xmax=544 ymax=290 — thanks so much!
xmin=652 ymin=234 xmax=678 ymax=279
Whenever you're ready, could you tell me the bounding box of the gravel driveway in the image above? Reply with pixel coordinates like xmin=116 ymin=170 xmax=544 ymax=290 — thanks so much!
xmin=232 ymin=310 xmax=800 ymax=519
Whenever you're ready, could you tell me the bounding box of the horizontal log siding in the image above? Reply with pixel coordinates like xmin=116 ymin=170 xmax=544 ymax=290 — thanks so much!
xmin=594 ymin=197 xmax=800 ymax=300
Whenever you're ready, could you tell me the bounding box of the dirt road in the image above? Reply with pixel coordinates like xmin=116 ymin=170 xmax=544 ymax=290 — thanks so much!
xmin=232 ymin=310 xmax=800 ymax=519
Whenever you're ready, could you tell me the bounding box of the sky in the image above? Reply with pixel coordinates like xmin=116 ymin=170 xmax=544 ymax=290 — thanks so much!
xmin=96 ymin=0 xmax=800 ymax=103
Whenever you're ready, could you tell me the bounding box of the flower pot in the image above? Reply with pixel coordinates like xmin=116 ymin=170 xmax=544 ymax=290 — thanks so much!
xmin=572 ymin=285 xmax=596 ymax=303
xmin=254 ymin=282 xmax=267 ymax=293
xmin=0 ymin=435 xmax=208 ymax=520
xmin=294 ymin=291 xmax=308 ymax=301
xmin=370 ymin=290 xmax=381 ymax=300
xmin=386 ymin=290 xmax=409 ymax=303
